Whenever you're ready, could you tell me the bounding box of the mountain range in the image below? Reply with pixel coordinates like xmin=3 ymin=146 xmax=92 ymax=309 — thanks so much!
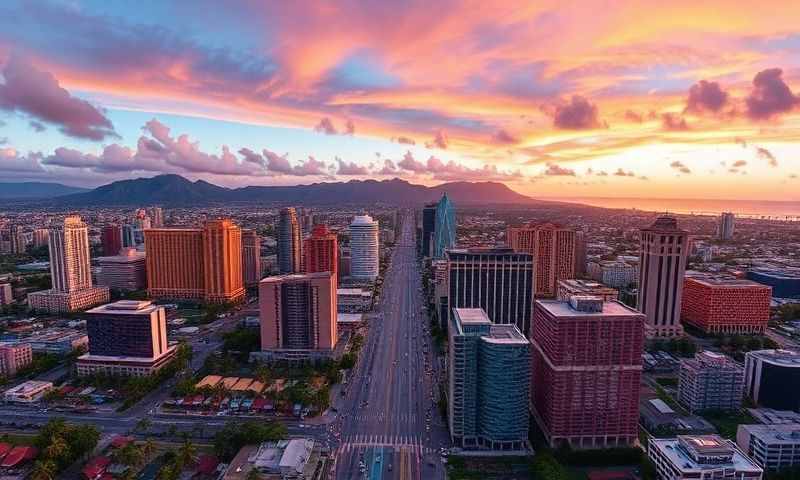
xmin=34 ymin=174 xmax=538 ymax=206
xmin=0 ymin=181 xmax=90 ymax=199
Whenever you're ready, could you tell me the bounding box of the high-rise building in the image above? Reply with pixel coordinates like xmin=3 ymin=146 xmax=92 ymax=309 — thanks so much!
xmin=507 ymin=223 xmax=575 ymax=298
xmin=144 ymin=219 xmax=244 ymax=303
xmin=421 ymin=203 xmax=436 ymax=257
xmin=678 ymin=351 xmax=744 ymax=413
xmin=574 ymin=231 xmax=587 ymax=277
xmin=242 ymin=229 xmax=262 ymax=287
xmin=278 ymin=208 xmax=302 ymax=274
xmin=32 ymin=228 xmax=49 ymax=247
xmin=448 ymin=308 xmax=530 ymax=451
xmin=718 ymin=212 xmax=735 ymax=241
xmin=28 ymin=215 xmax=109 ymax=313
xmin=433 ymin=193 xmax=456 ymax=259
xmin=9 ymin=225 xmax=26 ymax=254
xmin=101 ymin=224 xmax=123 ymax=256
xmin=531 ymin=296 xmax=645 ymax=448
xmin=446 ymin=248 xmax=534 ymax=335
xmin=744 ymin=350 xmax=800 ymax=412
xmin=681 ymin=277 xmax=771 ymax=335
xmin=649 ymin=436 xmax=762 ymax=480
xmin=96 ymin=248 xmax=147 ymax=291
xmin=303 ymin=225 xmax=338 ymax=279
xmin=349 ymin=215 xmax=379 ymax=281
xmin=0 ymin=343 xmax=32 ymax=377
xmin=121 ymin=224 xmax=136 ymax=248
xmin=148 ymin=207 xmax=164 ymax=228
xmin=637 ymin=216 xmax=689 ymax=338
xmin=76 ymin=300 xmax=177 ymax=377
xmin=257 ymin=272 xmax=337 ymax=361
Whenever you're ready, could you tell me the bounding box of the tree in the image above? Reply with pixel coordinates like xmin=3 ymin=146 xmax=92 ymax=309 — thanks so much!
xmin=113 ymin=443 xmax=145 ymax=467
xmin=43 ymin=435 xmax=69 ymax=465
xmin=176 ymin=439 xmax=197 ymax=470
xmin=134 ymin=417 xmax=152 ymax=434
xmin=245 ymin=468 xmax=263 ymax=480
xmin=142 ymin=439 xmax=157 ymax=461
xmin=30 ymin=460 xmax=58 ymax=480
xmin=214 ymin=420 xmax=288 ymax=461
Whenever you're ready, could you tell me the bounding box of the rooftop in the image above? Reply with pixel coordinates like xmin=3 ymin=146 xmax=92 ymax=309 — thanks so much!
xmin=687 ymin=277 xmax=770 ymax=288
xmin=453 ymin=308 xmax=492 ymax=325
xmin=536 ymin=299 xmax=643 ymax=318
xmin=485 ymin=324 xmax=529 ymax=345
xmin=651 ymin=436 xmax=761 ymax=473
xmin=87 ymin=300 xmax=159 ymax=315
xmin=739 ymin=424 xmax=800 ymax=444
xmin=747 ymin=349 xmax=800 ymax=367
xmin=643 ymin=215 xmax=687 ymax=233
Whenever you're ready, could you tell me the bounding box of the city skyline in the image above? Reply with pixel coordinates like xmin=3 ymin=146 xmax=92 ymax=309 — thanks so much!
xmin=0 ymin=1 xmax=798 ymax=201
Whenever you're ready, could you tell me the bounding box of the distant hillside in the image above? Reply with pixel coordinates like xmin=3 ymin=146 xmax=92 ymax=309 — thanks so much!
xmin=0 ymin=182 xmax=89 ymax=199
xmin=56 ymin=174 xmax=536 ymax=205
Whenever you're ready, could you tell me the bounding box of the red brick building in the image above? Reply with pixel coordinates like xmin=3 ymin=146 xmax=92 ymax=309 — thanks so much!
xmin=101 ymin=224 xmax=122 ymax=256
xmin=681 ymin=278 xmax=771 ymax=334
xmin=531 ymin=297 xmax=645 ymax=449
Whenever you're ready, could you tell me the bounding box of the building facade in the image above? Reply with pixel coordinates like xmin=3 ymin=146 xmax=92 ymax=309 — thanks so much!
xmin=421 ymin=203 xmax=437 ymax=257
xmin=448 ymin=308 xmax=530 ymax=451
xmin=718 ymin=212 xmax=735 ymax=241
xmin=587 ymin=261 xmax=637 ymax=288
xmin=681 ymin=278 xmax=771 ymax=335
xmin=242 ymin=229 xmax=262 ymax=287
xmin=145 ymin=220 xmax=244 ymax=303
xmin=432 ymin=193 xmax=456 ymax=259
xmin=303 ymin=225 xmax=338 ymax=279
xmin=506 ymin=223 xmax=575 ymax=298
xmin=637 ymin=216 xmax=689 ymax=338
xmin=447 ymin=248 xmax=534 ymax=336
xmin=737 ymin=424 xmax=800 ymax=471
xmin=28 ymin=215 xmax=109 ymax=313
xmin=649 ymin=436 xmax=762 ymax=480
xmin=258 ymin=272 xmax=337 ymax=362
xmin=531 ymin=297 xmax=645 ymax=448
xmin=349 ymin=215 xmax=379 ymax=281
xmin=278 ymin=207 xmax=302 ymax=274
xmin=0 ymin=283 xmax=13 ymax=305
xmin=96 ymin=248 xmax=147 ymax=291
xmin=101 ymin=224 xmax=122 ymax=256
xmin=557 ymin=279 xmax=619 ymax=302
xmin=76 ymin=300 xmax=176 ymax=377
xmin=0 ymin=343 xmax=33 ymax=377
xmin=745 ymin=350 xmax=800 ymax=412
xmin=678 ymin=351 xmax=744 ymax=413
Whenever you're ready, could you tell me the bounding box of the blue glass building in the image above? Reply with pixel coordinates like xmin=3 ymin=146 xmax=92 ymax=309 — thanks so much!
xmin=432 ymin=193 xmax=456 ymax=259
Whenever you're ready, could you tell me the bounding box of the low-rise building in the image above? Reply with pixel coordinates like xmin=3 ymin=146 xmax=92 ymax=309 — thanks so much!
xmin=336 ymin=288 xmax=372 ymax=313
xmin=96 ymin=248 xmax=147 ymax=291
xmin=681 ymin=278 xmax=771 ymax=335
xmin=3 ymin=380 xmax=53 ymax=403
xmin=222 ymin=439 xmax=320 ymax=480
xmin=23 ymin=328 xmax=88 ymax=355
xmin=678 ymin=351 xmax=744 ymax=413
xmin=0 ymin=343 xmax=33 ymax=377
xmin=28 ymin=286 xmax=110 ymax=314
xmin=649 ymin=435 xmax=762 ymax=480
xmin=587 ymin=261 xmax=637 ymax=288
xmin=744 ymin=350 xmax=800 ymax=412
xmin=0 ymin=283 xmax=13 ymax=305
xmin=737 ymin=424 xmax=800 ymax=471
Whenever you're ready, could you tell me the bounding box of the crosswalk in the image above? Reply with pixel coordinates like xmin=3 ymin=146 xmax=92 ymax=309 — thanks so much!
xmin=337 ymin=433 xmax=436 ymax=456
xmin=350 ymin=412 xmax=419 ymax=423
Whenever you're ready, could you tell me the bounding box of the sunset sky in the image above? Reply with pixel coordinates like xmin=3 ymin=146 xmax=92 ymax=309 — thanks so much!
xmin=0 ymin=0 xmax=799 ymax=200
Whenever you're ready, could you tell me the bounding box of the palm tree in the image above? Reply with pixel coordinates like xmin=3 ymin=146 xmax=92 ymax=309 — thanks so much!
xmin=29 ymin=460 xmax=57 ymax=480
xmin=43 ymin=435 xmax=68 ymax=463
xmin=142 ymin=438 xmax=157 ymax=461
xmin=176 ymin=439 xmax=197 ymax=469
xmin=245 ymin=468 xmax=262 ymax=480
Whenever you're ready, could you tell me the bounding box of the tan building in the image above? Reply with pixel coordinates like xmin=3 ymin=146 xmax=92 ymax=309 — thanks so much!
xmin=507 ymin=223 xmax=575 ymax=298
xmin=0 ymin=343 xmax=33 ymax=377
xmin=241 ymin=229 xmax=262 ymax=286
xmin=257 ymin=272 xmax=337 ymax=362
xmin=145 ymin=219 xmax=244 ymax=303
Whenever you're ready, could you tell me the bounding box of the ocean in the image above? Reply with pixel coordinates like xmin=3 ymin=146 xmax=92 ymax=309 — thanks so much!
xmin=553 ymin=197 xmax=800 ymax=220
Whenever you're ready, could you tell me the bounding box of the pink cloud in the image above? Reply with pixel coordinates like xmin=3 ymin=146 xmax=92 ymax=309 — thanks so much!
xmin=398 ymin=151 xmax=427 ymax=172
xmin=425 ymin=130 xmax=449 ymax=149
xmin=746 ymin=68 xmax=799 ymax=120
xmin=543 ymin=163 xmax=576 ymax=176
xmin=661 ymin=112 xmax=689 ymax=131
xmin=335 ymin=157 xmax=369 ymax=175
xmin=553 ymin=96 xmax=603 ymax=130
xmin=685 ymin=80 xmax=729 ymax=114
xmin=0 ymin=56 xmax=116 ymax=140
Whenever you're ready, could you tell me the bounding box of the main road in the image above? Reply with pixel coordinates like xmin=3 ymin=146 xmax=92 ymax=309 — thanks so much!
xmin=333 ymin=212 xmax=450 ymax=480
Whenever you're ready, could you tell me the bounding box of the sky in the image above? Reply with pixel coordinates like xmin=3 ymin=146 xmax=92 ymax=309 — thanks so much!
xmin=0 ymin=0 xmax=799 ymax=200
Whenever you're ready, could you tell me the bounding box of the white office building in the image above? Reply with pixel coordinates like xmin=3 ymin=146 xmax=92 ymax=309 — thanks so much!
xmin=737 ymin=424 xmax=800 ymax=471
xmin=349 ymin=215 xmax=379 ymax=281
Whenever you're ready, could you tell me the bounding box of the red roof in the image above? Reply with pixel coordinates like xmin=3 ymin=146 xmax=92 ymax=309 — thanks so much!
xmin=252 ymin=397 xmax=266 ymax=409
xmin=196 ymin=454 xmax=219 ymax=475
xmin=60 ymin=385 xmax=77 ymax=394
xmin=1 ymin=446 xmax=37 ymax=468
xmin=0 ymin=442 xmax=11 ymax=459
xmin=82 ymin=456 xmax=111 ymax=479
xmin=110 ymin=435 xmax=133 ymax=449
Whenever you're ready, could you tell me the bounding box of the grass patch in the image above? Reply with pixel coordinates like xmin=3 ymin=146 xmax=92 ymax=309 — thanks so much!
xmin=701 ymin=409 xmax=756 ymax=439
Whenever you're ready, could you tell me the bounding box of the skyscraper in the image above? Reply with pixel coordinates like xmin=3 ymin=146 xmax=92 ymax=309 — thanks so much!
xmin=446 ymin=248 xmax=534 ymax=335
xmin=507 ymin=223 xmax=575 ymax=298
xmin=718 ymin=212 xmax=735 ymax=241
xmin=421 ymin=203 xmax=436 ymax=257
xmin=448 ymin=308 xmax=530 ymax=451
xmin=241 ymin=229 xmax=262 ymax=287
xmin=531 ymin=296 xmax=645 ymax=448
xmin=148 ymin=207 xmax=164 ymax=228
xmin=76 ymin=300 xmax=177 ymax=377
xmin=28 ymin=215 xmax=109 ymax=313
xmin=257 ymin=272 xmax=337 ymax=361
xmin=303 ymin=224 xmax=338 ymax=279
xmin=637 ymin=216 xmax=689 ymax=338
xmin=32 ymin=228 xmax=49 ymax=247
xmin=101 ymin=224 xmax=122 ymax=256
xmin=278 ymin=207 xmax=302 ymax=274
xmin=97 ymin=248 xmax=147 ymax=291
xmin=433 ymin=193 xmax=456 ymax=259
xmin=9 ymin=225 xmax=26 ymax=254
xmin=349 ymin=215 xmax=379 ymax=281
xmin=121 ymin=224 xmax=136 ymax=248
xmin=144 ymin=219 xmax=244 ymax=303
